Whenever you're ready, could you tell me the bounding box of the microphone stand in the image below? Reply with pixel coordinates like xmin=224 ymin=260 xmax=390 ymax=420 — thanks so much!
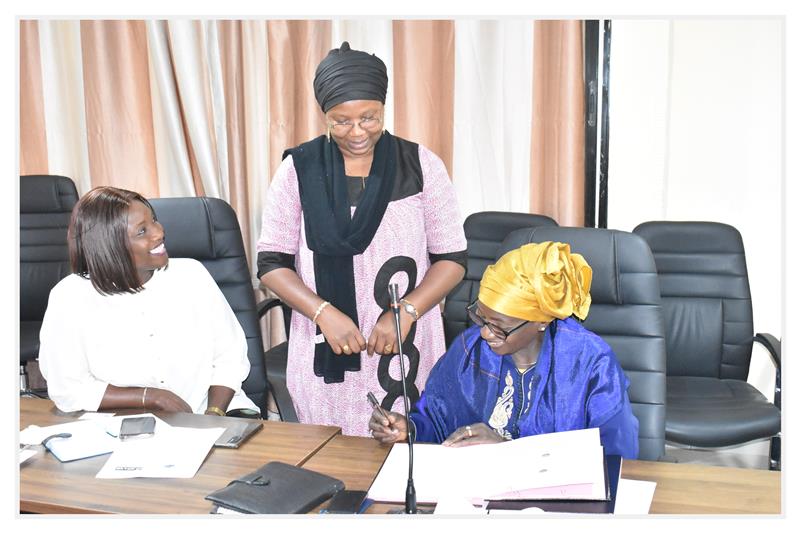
xmin=388 ymin=283 xmax=418 ymax=514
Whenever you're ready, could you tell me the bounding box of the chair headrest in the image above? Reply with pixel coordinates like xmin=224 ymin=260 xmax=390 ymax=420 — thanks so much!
xmin=20 ymin=175 xmax=79 ymax=213
xmin=633 ymin=221 xmax=743 ymax=254
xmin=149 ymin=197 xmax=245 ymax=260
xmin=463 ymin=211 xmax=557 ymax=241
xmin=498 ymin=226 xmax=657 ymax=305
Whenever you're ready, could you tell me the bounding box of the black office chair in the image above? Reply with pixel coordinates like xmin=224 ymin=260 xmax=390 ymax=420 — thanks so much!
xmin=634 ymin=221 xmax=781 ymax=470
xmin=259 ymin=303 xmax=297 ymax=422
xmin=443 ymin=211 xmax=558 ymax=345
xmin=20 ymin=175 xmax=79 ymax=397
xmin=149 ymin=197 xmax=273 ymax=419
xmin=499 ymin=226 xmax=668 ymax=461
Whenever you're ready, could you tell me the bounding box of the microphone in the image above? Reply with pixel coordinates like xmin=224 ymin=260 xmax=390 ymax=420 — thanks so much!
xmin=389 ymin=283 xmax=417 ymax=514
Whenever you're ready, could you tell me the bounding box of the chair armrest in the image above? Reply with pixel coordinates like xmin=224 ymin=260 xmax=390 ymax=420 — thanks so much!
xmin=754 ymin=333 xmax=781 ymax=369
xmin=754 ymin=333 xmax=781 ymax=411
xmin=257 ymin=297 xmax=292 ymax=340
xmin=257 ymin=297 xmax=287 ymax=319
xmin=264 ymin=343 xmax=298 ymax=422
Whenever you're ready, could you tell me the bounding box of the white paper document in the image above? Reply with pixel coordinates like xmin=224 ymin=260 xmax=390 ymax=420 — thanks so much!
xmin=368 ymin=427 xmax=607 ymax=504
xmin=19 ymin=449 xmax=38 ymax=464
xmin=20 ymin=420 xmax=119 ymax=462
xmin=613 ymin=478 xmax=656 ymax=515
xmin=96 ymin=424 xmax=224 ymax=479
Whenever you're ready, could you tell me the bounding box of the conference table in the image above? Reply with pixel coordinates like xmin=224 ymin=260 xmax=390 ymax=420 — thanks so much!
xmin=18 ymin=398 xmax=781 ymax=515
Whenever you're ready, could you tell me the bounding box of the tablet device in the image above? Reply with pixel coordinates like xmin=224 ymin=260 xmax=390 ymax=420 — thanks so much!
xmin=160 ymin=412 xmax=264 ymax=448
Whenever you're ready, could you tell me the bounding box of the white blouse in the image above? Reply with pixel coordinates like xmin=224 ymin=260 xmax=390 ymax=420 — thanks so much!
xmin=39 ymin=258 xmax=258 ymax=414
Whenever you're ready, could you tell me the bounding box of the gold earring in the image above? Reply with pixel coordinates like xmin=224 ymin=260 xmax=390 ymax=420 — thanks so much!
xmin=326 ymin=126 xmax=331 ymax=142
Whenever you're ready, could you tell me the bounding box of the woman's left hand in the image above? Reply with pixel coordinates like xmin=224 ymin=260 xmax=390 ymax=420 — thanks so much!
xmin=442 ymin=423 xmax=505 ymax=447
xmin=367 ymin=309 xmax=414 ymax=356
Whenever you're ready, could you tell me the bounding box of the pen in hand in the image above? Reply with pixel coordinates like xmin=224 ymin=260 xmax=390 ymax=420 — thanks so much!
xmin=367 ymin=391 xmax=399 ymax=435
xmin=367 ymin=391 xmax=389 ymax=420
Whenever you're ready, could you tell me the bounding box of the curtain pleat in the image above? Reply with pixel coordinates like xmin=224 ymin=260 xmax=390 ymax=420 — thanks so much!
xmin=266 ymin=20 xmax=331 ymax=176
xmin=392 ymin=20 xmax=455 ymax=177
xmin=80 ymin=20 xmax=159 ymax=197
xmin=145 ymin=20 xmax=197 ymax=198
xmin=218 ymin=21 xmax=251 ymax=261
xmin=452 ymin=20 xmax=534 ymax=215
xmin=20 ymin=21 xmax=49 ymax=175
xmin=21 ymin=18 xmax=588 ymax=272
xmin=166 ymin=20 xmax=227 ymax=198
xmin=37 ymin=21 xmax=92 ymax=195
xmin=530 ymin=20 xmax=585 ymax=226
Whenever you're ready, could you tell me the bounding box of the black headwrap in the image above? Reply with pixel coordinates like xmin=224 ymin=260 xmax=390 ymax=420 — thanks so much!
xmin=283 ymin=132 xmax=397 ymax=383
xmin=313 ymin=41 xmax=388 ymax=113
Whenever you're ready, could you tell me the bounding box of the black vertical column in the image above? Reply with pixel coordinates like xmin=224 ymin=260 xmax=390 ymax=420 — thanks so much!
xmin=583 ymin=20 xmax=599 ymax=228
xmin=598 ymin=20 xmax=612 ymax=229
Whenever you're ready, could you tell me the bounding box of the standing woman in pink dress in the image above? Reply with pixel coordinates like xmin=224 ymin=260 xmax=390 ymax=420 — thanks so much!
xmin=257 ymin=42 xmax=467 ymax=436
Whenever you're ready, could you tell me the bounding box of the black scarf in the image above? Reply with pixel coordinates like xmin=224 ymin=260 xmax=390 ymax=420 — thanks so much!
xmin=284 ymin=132 xmax=396 ymax=383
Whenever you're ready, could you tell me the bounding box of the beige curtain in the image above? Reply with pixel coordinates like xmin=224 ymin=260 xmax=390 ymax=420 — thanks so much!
xmin=20 ymin=21 xmax=48 ymax=175
xmin=530 ymin=20 xmax=586 ymax=226
xmin=266 ymin=20 xmax=331 ymax=176
xmin=218 ymin=21 xmax=253 ymax=254
xmin=392 ymin=20 xmax=456 ymax=176
xmin=80 ymin=21 xmax=160 ymax=197
xmin=20 ymin=18 xmax=587 ymax=257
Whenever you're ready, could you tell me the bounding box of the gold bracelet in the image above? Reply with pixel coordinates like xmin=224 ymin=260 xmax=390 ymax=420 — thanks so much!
xmin=142 ymin=387 xmax=148 ymax=409
xmin=312 ymin=301 xmax=331 ymax=324
xmin=205 ymin=406 xmax=226 ymax=416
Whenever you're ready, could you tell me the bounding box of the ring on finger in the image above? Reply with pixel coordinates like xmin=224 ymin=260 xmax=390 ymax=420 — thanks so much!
xmin=342 ymin=344 xmax=351 ymax=353
xmin=466 ymin=425 xmax=473 ymax=438
xmin=384 ymin=344 xmax=393 ymax=353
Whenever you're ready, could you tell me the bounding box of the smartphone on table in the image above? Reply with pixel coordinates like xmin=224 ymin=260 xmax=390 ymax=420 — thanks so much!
xmin=119 ymin=416 xmax=156 ymax=441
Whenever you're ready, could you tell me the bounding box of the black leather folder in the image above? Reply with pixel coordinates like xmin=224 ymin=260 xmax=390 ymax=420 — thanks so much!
xmin=205 ymin=461 xmax=345 ymax=514
xmin=485 ymin=455 xmax=623 ymax=514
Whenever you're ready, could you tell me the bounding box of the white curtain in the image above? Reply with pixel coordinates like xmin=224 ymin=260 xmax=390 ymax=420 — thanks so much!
xmin=37 ymin=20 xmax=92 ymax=195
xmin=452 ymin=20 xmax=534 ymax=217
xmin=146 ymin=20 xmax=196 ymax=198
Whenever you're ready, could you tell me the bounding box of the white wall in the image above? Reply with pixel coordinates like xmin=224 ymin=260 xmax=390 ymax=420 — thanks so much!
xmin=608 ymin=19 xmax=782 ymax=460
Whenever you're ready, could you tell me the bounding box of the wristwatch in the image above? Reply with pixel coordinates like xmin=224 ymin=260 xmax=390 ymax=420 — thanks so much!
xmin=399 ymin=298 xmax=419 ymax=321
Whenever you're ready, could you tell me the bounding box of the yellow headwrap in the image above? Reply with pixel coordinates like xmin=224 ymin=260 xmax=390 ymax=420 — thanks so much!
xmin=478 ymin=241 xmax=592 ymax=323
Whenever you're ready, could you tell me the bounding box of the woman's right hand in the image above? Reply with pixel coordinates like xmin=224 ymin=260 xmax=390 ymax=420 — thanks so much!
xmin=368 ymin=407 xmax=408 ymax=444
xmin=146 ymin=388 xmax=193 ymax=413
xmin=316 ymin=305 xmax=367 ymax=355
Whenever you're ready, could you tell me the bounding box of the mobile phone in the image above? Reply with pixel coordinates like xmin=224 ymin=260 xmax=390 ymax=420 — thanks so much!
xmin=322 ymin=490 xmax=369 ymax=514
xmin=119 ymin=416 xmax=156 ymax=441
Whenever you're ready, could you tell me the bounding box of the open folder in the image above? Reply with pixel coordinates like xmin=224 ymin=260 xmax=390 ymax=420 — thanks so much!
xmin=368 ymin=427 xmax=609 ymax=504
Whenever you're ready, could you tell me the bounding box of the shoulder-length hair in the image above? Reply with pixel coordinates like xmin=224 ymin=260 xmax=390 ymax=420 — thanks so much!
xmin=69 ymin=186 xmax=159 ymax=296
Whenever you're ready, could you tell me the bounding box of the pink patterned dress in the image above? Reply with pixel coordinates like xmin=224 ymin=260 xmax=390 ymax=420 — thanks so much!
xmin=257 ymin=143 xmax=466 ymax=436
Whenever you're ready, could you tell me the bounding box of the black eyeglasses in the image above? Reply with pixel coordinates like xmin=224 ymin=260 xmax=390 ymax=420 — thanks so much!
xmin=466 ymin=300 xmax=528 ymax=341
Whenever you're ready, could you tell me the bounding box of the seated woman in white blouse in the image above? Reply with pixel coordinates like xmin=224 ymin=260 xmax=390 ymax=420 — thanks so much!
xmin=39 ymin=186 xmax=259 ymax=417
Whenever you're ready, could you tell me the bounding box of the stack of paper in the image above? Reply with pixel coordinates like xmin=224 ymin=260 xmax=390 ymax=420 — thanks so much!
xmin=368 ymin=427 xmax=607 ymax=504
xmin=96 ymin=422 xmax=224 ymax=479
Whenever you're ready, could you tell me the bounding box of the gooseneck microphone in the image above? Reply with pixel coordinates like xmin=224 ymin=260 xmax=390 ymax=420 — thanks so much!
xmin=388 ymin=283 xmax=417 ymax=514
